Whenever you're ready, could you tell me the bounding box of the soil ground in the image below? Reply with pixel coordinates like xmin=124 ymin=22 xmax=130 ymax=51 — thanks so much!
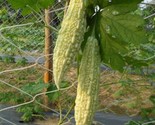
xmin=0 ymin=62 xmax=154 ymax=124
xmin=0 ymin=104 xmax=141 ymax=125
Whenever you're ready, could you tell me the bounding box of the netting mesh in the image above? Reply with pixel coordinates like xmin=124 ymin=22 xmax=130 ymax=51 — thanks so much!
xmin=0 ymin=0 xmax=75 ymax=124
xmin=0 ymin=0 xmax=154 ymax=125
xmin=0 ymin=0 xmax=65 ymax=56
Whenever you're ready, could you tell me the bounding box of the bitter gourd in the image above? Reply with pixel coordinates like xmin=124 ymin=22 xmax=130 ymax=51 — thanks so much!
xmin=53 ymin=0 xmax=86 ymax=89
xmin=75 ymin=36 xmax=101 ymax=125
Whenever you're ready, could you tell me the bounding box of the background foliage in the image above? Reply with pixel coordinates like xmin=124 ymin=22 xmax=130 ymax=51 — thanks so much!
xmin=0 ymin=0 xmax=154 ymax=124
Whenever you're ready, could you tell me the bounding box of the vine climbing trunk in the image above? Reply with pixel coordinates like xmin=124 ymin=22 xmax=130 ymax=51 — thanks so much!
xmin=44 ymin=8 xmax=53 ymax=107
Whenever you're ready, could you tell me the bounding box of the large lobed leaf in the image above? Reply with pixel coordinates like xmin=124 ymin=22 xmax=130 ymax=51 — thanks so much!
xmin=96 ymin=1 xmax=148 ymax=71
xmin=97 ymin=0 xmax=143 ymax=10
xmin=7 ymin=0 xmax=55 ymax=15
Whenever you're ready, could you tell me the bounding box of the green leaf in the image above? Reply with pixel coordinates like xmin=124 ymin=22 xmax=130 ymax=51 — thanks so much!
xmin=124 ymin=56 xmax=148 ymax=67
xmin=84 ymin=0 xmax=97 ymax=7
xmin=110 ymin=53 xmax=125 ymax=71
xmin=100 ymin=12 xmax=147 ymax=45
xmin=97 ymin=0 xmax=143 ymax=9
xmin=96 ymin=4 xmax=148 ymax=71
xmin=7 ymin=0 xmax=28 ymax=9
xmin=150 ymin=95 xmax=155 ymax=104
xmin=38 ymin=0 xmax=55 ymax=8
xmin=84 ymin=0 xmax=98 ymax=16
xmin=7 ymin=0 xmax=55 ymax=15
xmin=59 ymin=81 xmax=69 ymax=88
xmin=46 ymin=81 xmax=69 ymax=102
xmin=21 ymin=82 xmax=48 ymax=95
xmin=21 ymin=111 xmax=33 ymax=122
xmin=34 ymin=104 xmax=42 ymax=113
xmin=46 ymin=84 xmax=60 ymax=102
xmin=96 ymin=22 xmax=126 ymax=71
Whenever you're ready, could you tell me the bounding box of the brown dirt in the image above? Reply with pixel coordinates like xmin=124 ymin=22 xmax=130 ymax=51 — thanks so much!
xmin=0 ymin=62 xmax=154 ymax=116
xmin=65 ymin=68 xmax=154 ymax=116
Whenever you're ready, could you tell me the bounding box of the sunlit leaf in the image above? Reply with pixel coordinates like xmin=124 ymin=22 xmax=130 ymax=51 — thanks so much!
xmin=96 ymin=3 xmax=148 ymax=71
xmin=97 ymin=24 xmax=126 ymax=71
xmin=100 ymin=11 xmax=147 ymax=45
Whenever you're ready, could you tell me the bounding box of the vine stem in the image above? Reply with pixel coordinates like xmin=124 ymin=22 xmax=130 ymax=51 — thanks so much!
xmin=59 ymin=101 xmax=75 ymax=124
xmin=58 ymin=95 xmax=63 ymax=125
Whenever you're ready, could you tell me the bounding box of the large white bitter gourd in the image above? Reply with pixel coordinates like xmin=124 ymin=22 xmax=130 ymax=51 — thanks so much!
xmin=53 ymin=0 xmax=86 ymax=89
xmin=75 ymin=36 xmax=101 ymax=125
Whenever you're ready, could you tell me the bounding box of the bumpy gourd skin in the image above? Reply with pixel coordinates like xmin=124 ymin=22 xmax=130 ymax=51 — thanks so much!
xmin=75 ymin=36 xmax=101 ymax=125
xmin=53 ymin=0 xmax=86 ymax=89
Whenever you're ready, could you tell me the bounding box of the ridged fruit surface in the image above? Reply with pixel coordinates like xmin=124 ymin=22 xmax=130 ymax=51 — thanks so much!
xmin=53 ymin=0 xmax=86 ymax=89
xmin=75 ymin=36 xmax=101 ymax=125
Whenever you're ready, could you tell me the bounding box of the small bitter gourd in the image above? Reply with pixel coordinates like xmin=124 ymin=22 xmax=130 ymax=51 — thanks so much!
xmin=53 ymin=0 xmax=86 ymax=89
xmin=75 ymin=36 xmax=101 ymax=125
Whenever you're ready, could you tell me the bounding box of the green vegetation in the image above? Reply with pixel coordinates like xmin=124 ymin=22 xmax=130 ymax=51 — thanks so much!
xmin=0 ymin=72 xmax=70 ymax=122
xmin=126 ymin=96 xmax=155 ymax=125
xmin=0 ymin=0 xmax=154 ymax=124
xmin=0 ymin=25 xmax=44 ymax=55
xmin=0 ymin=61 xmax=154 ymax=123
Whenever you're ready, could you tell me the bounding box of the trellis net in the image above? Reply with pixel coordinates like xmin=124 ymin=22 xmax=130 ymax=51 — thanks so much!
xmin=0 ymin=0 xmax=154 ymax=125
